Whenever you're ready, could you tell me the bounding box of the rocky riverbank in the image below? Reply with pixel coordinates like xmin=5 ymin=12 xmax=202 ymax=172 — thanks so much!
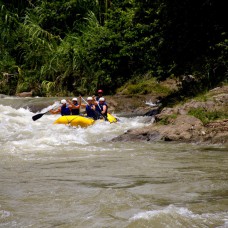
xmin=111 ymin=85 xmax=228 ymax=145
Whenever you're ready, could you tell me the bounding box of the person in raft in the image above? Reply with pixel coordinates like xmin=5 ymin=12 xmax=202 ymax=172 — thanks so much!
xmin=93 ymin=89 xmax=106 ymax=112
xmin=67 ymin=97 xmax=81 ymax=115
xmin=97 ymin=97 xmax=108 ymax=120
xmin=80 ymin=97 xmax=99 ymax=120
xmin=50 ymin=99 xmax=71 ymax=116
xmin=95 ymin=89 xmax=103 ymax=101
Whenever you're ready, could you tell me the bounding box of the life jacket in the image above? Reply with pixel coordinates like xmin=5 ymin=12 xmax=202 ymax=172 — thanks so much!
xmin=96 ymin=96 xmax=103 ymax=101
xmin=97 ymin=102 xmax=108 ymax=118
xmin=61 ymin=104 xmax=71 ymax=116
xmin=95 ymin=103 xmax=100 ymax=112
xmin=86 ymin=104 xmax=98 ymax=120
xmin=95 ymin=101 xmax=107 ymax=112
xmin=71 ymin=102 xmax=80 ymax=115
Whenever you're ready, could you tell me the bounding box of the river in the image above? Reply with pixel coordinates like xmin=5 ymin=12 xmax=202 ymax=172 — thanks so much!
xmin=0 ymin=97 xmax=228 ymax=228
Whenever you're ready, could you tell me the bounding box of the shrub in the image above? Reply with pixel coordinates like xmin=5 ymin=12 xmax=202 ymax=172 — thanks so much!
xmin=188 ymin=108 xmax=228 ymax=124
xmin=117 ymin=77 xmax=172 ymax=95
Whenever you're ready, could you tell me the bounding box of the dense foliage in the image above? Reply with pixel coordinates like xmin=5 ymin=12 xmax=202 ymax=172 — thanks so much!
xmin=0 ymin=0 xmax=227 ymax=96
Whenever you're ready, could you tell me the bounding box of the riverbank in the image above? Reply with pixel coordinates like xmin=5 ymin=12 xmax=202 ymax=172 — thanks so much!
xmin=111 ymin=85 xmax=228 ymax=145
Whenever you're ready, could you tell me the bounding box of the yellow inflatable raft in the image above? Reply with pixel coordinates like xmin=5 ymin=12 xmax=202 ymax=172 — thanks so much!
xmin=54 ymin=113 xmax=118 ymax=127
xmin=54 ymin=115 xmax=95 ymax=127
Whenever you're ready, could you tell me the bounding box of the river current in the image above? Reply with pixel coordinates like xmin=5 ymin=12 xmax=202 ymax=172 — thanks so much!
xmin=0 ymin=97 xmax=228 ymax=228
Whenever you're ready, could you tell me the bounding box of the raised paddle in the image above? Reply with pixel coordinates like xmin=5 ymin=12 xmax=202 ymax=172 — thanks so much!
xmin=32 ymin=102 xmax=60 ymax=121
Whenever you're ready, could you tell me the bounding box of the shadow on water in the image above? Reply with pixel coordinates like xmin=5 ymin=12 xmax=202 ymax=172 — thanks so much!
xmin=79 ymin=176 xmax=176 ymax=190
xmin=79 ymin=181 xmax=148 ymax=189
xmin=199 ymin=147 xmax=228 ymax=152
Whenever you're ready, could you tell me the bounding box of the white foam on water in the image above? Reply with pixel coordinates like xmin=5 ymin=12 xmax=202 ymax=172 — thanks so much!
xmin=0 ymin=210 xmax=11 ymax=219
xmin=129 ymin=205 xmax=228 ymax=227
xmin=0 ymin=104 xmax=152 ymax=157
xmin=145 ymin=100 xmax=158 ymax=107
xmin=38 ymin=101 xmax=60 ymax=113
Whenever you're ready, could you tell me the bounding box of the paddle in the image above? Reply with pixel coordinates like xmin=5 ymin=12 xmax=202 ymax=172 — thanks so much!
xmin=32 ymin=102 xmax=60 ymax=121
xmin=32 ymin=112 xmax=49 ymax=121
xmin=97 ymin=103 xmax=108 ymax=121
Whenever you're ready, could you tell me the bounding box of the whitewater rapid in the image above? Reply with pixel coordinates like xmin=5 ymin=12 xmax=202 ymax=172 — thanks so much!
xmin=0 ymin=103 xmax=152 ymax=155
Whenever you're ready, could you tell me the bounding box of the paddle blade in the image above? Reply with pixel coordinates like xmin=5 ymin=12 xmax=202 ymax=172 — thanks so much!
xmin=32 ymin=113 xmax=45 ymax=121
xmin=107 ymin=113 xmax=118 ymax=123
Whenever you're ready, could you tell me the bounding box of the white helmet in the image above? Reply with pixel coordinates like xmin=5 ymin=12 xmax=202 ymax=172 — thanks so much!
xmin=72 ymin=97 xmax=77 ymax=101
xmin=60 ymin=99 xmax=67 ymax=104
xmin=99 ymin=97 xmax=105 ymax=101
xmin=87 ymin=96 xmax=93 ymax=101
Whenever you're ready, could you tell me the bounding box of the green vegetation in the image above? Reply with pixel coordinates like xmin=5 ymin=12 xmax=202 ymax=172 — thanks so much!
xmin=0 ymin=0 xmax=227 ymax=96
xmin=158 ymin=114 xmax=178 ymax=125
xmin=188 ymin=108 xmax=228 ymax=124
xmin=117 ymin=77 xmax=171 ymax=95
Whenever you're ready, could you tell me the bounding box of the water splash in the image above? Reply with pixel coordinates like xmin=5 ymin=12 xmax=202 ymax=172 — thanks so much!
xmin=145 ymin=100 xmax=158 ymax=107
xmin=0 ymin=104 xmax=152 ymax=156
xmin=129 ymin=205 xmax=228 ymax=227
xmin=38 ymin=101 xmax=61 ymax=113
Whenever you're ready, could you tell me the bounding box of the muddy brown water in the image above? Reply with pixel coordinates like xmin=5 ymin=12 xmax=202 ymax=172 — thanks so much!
xmin=0 ymin=97 xmax=227 ymax=227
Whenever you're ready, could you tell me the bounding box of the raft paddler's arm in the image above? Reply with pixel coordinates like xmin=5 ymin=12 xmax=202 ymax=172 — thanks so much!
xmin=73 ymin=104 xmax=80 ymax=109
xmin=80 ymin=103 xmax=86 ymax=108
xmin=92 ymin=95 xmax=97 ymax=105
xmin=101 ymin=105 xmax=107 ymax=114
xmin=67 ymin=100 xmax=80 ymax=109
xmin=50 ymin=107 xmax=61 ymax=114
xmin=91 ymin=104 xmax=96 ymax=110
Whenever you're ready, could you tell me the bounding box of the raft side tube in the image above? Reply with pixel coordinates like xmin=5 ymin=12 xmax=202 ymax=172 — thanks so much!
xmin=54 ymin=115 xmax=95 ymax=127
